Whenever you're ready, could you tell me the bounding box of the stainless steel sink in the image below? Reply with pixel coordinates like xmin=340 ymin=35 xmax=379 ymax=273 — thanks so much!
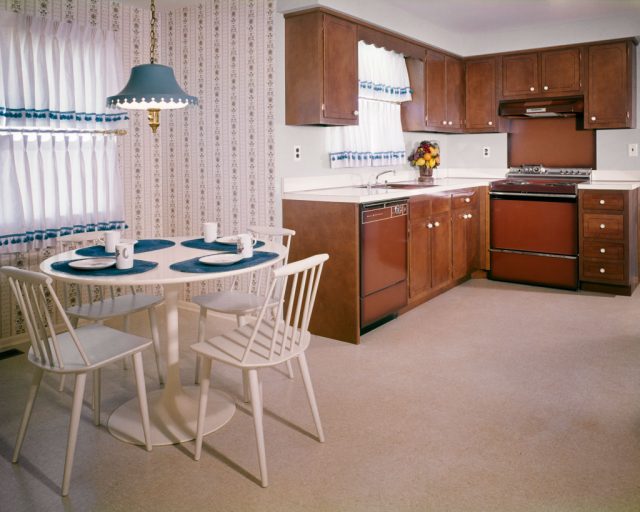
xmin=359 ymin=182 xmax=438 ymax=190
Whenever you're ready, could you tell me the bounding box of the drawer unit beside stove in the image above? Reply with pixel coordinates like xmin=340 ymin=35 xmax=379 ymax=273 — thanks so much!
xmin=579 ymin=190 xmax=638 ymax=295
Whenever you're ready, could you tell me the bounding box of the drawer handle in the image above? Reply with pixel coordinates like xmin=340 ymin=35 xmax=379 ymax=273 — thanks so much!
xmin=353 ymin=110 xmax=359 ymax=116
xmin=442 ymin=121 xmax=447 ymax=125
xmin=467 ymin=213 xmax=473 ymax=219
xmin=600 ymin=224 xmax=606 ymax=229
xmin=591 ymin=115 xmax=597 ymax=121
xmin=543 ymin=85 xmax=549 ymax=91
xmin=427 ymin=222 xmax=434 ymax=229
xmin=529 ymin=86 xmax=535 ymax=92
xmin=488 ymin=121 xmax=493 ymax=126
xmin=465 ymin=198 xmax=471 ymax=203
xmin=600 ymin=268 xmax=606 ymax=274
xmin=599 ymin=199 xmax=605 ymax=205
xmin=434 ymin=221 xmax=440 ymax=227
xmin=600 ymin=248 xmax=606 ymax=254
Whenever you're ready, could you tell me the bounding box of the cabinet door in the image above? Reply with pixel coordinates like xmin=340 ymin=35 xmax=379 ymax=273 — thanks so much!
xmin=467 ymin=207 xmax=480 ymax=273
xmin=451 ymin=211 xmax=468 ymax=281
xmin=465 ymin=57 xmax=498 ymax=132
xmin=501 ymin=52 xmax=538 ymax=99
xmin=401 ymin=57 xmax=427 ymax=131
xmin=431 ymin=211 xmax=452 ymax=288
xmin=409 ymin=219 xmax=431 ymax=299
xmin=446 ymin=56 xmax=465 ymax=131
xmin=584 ymin=41 xmax=635 ymax=129
xmin=425 ymin=50 xmax=447 ymax=130
xmin=322 ymin=15 xmax=358 ymax=124
xmin=540 ymin=47 xmax=582 ymax=96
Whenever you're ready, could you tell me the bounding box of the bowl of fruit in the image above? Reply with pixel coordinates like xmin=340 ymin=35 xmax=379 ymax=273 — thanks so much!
xmin=408 ymin=141 xmax=440 ymax=182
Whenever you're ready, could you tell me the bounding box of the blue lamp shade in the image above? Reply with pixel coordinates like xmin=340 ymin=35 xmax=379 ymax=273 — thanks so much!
xmin=107 ymin=63 xmax=197 ymax=110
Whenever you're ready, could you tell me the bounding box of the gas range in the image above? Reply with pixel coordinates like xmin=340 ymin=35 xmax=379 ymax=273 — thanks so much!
xmin=490 ymin=165 xmax=591 ymax=196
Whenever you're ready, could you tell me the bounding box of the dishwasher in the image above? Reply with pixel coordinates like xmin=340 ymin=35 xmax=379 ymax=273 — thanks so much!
xmin=360 ymin=200 xmax=408 ymax=331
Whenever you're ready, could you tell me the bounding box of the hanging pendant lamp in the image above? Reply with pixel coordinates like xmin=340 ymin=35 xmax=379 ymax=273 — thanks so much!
xmin=107 ymin=0 xmax=197 ymax=133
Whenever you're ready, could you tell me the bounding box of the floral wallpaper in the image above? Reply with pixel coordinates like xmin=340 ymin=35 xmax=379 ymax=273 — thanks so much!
xmin=0 ymin=0 xmax=276 ymax=343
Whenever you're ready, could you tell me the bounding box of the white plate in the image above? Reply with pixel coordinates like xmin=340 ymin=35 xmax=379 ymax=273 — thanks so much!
xmin=199 ymin=253 xmax=244 ymax=266
xmin=215 ymin=236 xmax=238 ymax=245
xmin=68 ymin=257 xmax=116 ymax=270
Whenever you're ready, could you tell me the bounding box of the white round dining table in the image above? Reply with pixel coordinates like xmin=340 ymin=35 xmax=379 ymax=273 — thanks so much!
xmin=40 ymin=236 xmax=286 ymax=446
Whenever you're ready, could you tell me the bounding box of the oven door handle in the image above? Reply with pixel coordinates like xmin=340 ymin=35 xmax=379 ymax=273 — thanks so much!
xmin=489 ymin=191 xmax=577 ymax=200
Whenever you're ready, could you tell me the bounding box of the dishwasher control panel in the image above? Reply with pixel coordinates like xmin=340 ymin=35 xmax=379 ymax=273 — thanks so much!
xmin=361 ymin=202 xmax=408 ymax=224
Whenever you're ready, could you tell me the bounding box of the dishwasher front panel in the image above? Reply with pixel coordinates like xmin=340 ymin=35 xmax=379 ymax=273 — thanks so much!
xmin=360 ymin=201 xmax=408 ymax=316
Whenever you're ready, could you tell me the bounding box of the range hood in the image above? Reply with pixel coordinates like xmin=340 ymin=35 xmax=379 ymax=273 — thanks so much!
xmin=499 ymin=97 xmax=584 ymax=118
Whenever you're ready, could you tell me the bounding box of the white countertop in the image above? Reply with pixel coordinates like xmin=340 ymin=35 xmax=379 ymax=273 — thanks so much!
xmin=282 ymin=178 xmax=496 ymax=203
xmin=578 ymin=181 xmax=640 ymax=191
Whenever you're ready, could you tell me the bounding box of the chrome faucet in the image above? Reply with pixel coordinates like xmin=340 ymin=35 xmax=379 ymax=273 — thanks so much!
xmin=375 ymin=169 xmax=396 ymax=184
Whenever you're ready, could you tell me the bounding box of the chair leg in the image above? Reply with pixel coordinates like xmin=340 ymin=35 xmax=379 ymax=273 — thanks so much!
xmin=285 ymin=360 xmax=294 ymax=380
xmin=122 ymin=316 xmax=130 ymax=370
xmin=61 ymin=373 xmax=87 ymax=497
xmin=12 ymin=367 xmax=44 ymax=463
xmin=242 ymin=369 xmax=250 ymax=403
xmin=58 ymin=318 xmax=80 ymax=393
xmin=132 ymin=352 xmax=152 ymax=451
xmin=194 ymin=356 xmax=212 ymax=461
xmin=92 ymin=369 xmax=101 ymax=426
xmin=297 ymin=352 xmax=325 ymax=443
xmin=194 ymin=307 xmax=207 ymax=385
xmin=148 ymin=307 xmax=164 ymax=385
xmin=248 ymin=369 xmax=268 ymax=487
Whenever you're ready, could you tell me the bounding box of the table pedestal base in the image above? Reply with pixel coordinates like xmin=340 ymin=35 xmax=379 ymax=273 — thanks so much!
xmin=108 ymin=386 xmax=235 ymax=446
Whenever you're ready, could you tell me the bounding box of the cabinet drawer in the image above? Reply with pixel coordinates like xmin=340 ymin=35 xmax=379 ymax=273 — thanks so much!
xmin=431 ymin=195 xmax=451 ymax=214
xmin=581 ymin=191 xmax=625 ymax=211
xmin=409 ymin=196 xmax=431 ymax=220
xmin=582 ymin=213 xmax=624 ymax=240
xmin=451 ymin=188 xmax=478 ymax=210
xmin=582 ymin=240 xmax=625 ymax=260
xmin=582 ymin=259 xmax=625 ymax=283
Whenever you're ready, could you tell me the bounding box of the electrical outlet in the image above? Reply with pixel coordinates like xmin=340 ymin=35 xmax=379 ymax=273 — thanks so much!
xmin=482 ymin=146 xmax=490 ymax=158
xmin=629 ymin=143 xmax=638 ymax=157
xmin=293 ymin=145 xmax=301 ymax=161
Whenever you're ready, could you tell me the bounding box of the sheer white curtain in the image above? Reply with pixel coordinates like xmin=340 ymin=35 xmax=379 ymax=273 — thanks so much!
xmin=329 ymin=41 xmax=411 ymax=168
xmin=0 ymin=12 xmax=126 ymax=253
xmin=0 ymin=133 xmax=125 ymax=253
xmin=0 ymin=11 xmax=126 ymax=127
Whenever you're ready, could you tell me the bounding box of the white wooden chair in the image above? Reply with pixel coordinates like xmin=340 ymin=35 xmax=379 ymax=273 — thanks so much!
xmin=193 ymin=226 xmax=295 ymax=385
xmin=57 ymin=231 xmax=164 ymax=385
xmin=1 ymin=266 xmax=152 ymax=497
xmin=191 ymin=253 xmax=328 ymax=487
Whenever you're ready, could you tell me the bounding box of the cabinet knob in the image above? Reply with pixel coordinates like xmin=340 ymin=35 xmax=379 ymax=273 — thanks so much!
xmin=600 ymin=224 xmax=606 ymax=229
xmin=600 ymin=248 xmax=606 ymax=254
xmin=448 ymin=121 xmax=453 ymax=126
xmin=600 ymin=268 xmax=606 ymax=274
xmin=599 ymin=199 xmax=605 ymax=205
xmin=434 ymin=221 xmax=440 ymax=227
xmin=462 ymin=214 xmax=468 ymax=219
xmin=488 ymin=121 xmax=493 ymax=126
xmin=465 ymin=197 xmax=471 ymax=203
xmin=543 ymin=85 xmax=549 ymax=91
xmin=591 ymin=115 xmax=596 ymax=121
xmin=427 ymin=222 xmax=434 ymax=229
xmin=442 ymin=120 xmax=447 ymax=125
xmin=529 ymin=86 xmax=535 ymax=92
xmin=467 ymin=213 xmax=473 ymax=218
xmin=353 ymin=110 xmax=359 ymax=116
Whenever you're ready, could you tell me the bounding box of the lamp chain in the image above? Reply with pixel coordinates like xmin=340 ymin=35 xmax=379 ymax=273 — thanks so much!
xmin=149 ymin=0 xmax=157 ymax=64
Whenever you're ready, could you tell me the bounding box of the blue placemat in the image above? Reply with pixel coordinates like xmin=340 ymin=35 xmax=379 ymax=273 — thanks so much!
xmin=75 ymin=239 xmax=175 ymax=257
xmin=181 ymin=238 xmax=265 ymax=251
xmin=170 ymin=251 xmax=279 ymax=273
xmin=51 ymin=259 xmax=158 ymax=277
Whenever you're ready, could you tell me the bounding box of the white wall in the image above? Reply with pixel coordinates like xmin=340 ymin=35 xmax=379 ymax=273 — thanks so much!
xmin=275 ymin=0 xmax=640 ymax=190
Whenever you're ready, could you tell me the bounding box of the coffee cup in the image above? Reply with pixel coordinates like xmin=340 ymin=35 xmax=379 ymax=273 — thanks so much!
xmin=115 ymin=242 xmax=134 ymax=269
xmin=203 ymin=222 xmax=218 ymax=243
xmin=236 ymin=233 xmax=256 ymax=258
xmin=103 ymin=230 xmax=121 ymax=253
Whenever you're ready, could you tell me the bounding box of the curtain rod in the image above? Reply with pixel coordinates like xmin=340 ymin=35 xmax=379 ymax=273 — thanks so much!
xmin=0 ymin=127 xmax=127 ymax=136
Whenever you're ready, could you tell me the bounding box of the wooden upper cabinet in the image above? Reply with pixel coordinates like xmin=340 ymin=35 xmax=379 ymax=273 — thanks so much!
xmin=465 ymin=57 xmax=498 ymax=132
xmin=285 ymin=12 xmax=358 ymax=125
xmin=500 ymin=47 xmax=582 ymax=99
xmin=420 ymin=50 xmax=465 ymax=133
xmin=446 ymin=56 xmax=465 ymax=131
xmin=584 ymin=40 xmax=637 ymax=129
xmin=401 ymin=56 xmax=427 ymax=131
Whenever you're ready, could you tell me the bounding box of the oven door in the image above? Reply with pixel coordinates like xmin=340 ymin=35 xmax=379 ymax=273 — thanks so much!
xmin=490 ymin=192 xmax=578 ymax=289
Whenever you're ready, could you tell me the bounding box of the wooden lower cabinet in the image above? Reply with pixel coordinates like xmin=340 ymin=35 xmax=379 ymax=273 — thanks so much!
xmin=579 ymin=189 xmax=638 ymax=295
xmin=451 ymin=188 xmax=481 ymax=280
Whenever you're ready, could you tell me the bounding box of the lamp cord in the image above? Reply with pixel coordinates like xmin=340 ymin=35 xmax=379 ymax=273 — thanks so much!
xmin=149 ymin=0 xmax=157 ymax=64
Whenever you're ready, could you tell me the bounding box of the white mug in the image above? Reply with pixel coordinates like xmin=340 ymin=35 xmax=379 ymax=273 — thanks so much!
xmin=203 ymin=222 xmax=218 ymax=243
xmin=236 ymin=233 xmax=256 ymax=258
xmin=104 ymin=230 xmax=121 ymax=253
xmin=115 ymin=242 xmax=134 ymax=269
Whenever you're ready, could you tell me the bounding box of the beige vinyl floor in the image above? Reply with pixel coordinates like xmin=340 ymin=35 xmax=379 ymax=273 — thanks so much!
xmin=1 ymin=278 xmax=639 ymax=512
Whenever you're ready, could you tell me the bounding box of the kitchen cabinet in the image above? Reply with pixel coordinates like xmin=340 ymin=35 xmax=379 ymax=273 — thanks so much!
xmin=451 ymin=189 xmax=481 ymax=280
xmin=285 ymin=11 xmax=358 ymax=125
xmin=465 ymin=57 xmax=498 ymax=132
xmin=408 ymin=195 xmax=452 ymax=302
xmin=584 ymin=40 xmax=637 ymax=129
xmin=500 ymin=47 xmax=582 ymax=99
xmin=426 ymin=50 xmax=465 ymax=132
xmin=579 ymin=190 xmax=638 ymax=295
